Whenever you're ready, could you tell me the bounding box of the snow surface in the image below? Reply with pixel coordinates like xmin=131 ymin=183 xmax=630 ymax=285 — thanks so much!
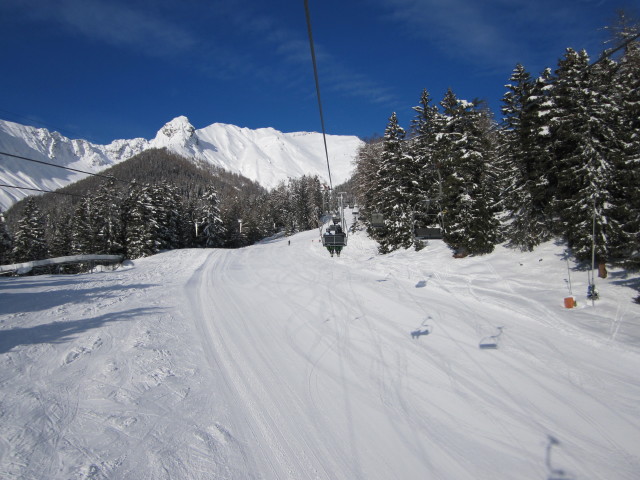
xmin=1 ymin=218 xmax=640 ymax=479
xmin=0 ymin=117 xmax=363 ymax=210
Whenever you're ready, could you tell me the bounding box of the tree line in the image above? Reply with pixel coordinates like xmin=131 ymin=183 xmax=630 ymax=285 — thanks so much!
xmin=353 ymin=13 xmax=639 ymax=275
xmin=0 ymin=148 xmax=328 ymax=268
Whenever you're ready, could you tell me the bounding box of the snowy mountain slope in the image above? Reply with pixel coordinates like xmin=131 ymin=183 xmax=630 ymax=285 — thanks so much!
xmin=0 ymin=120 xmax=148 ymax=210
xmin=1 ymin=221 xmax=639 ymax=479
xmin=0 ymin=117 xmax=363 ymax=210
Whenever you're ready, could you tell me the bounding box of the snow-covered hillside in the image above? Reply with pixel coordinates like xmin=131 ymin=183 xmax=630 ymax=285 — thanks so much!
xmin=0 ymin=117 xmax=363 ymax=210
xmin=1 ymin=220 xmax=639 ymax=479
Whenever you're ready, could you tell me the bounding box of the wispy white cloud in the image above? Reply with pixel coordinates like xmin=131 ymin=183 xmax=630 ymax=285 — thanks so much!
xmin=365 ymin=0 xmax=614 ymax=71
xmin=4 ymin=0 xmax=197 ymax=57
xmin=2 ymin=0 xmax=399 ymax=107
xmin=210 ymin=2 xmax=400 ymax=107
xmin=368 ymin=0 xmax=522 ymax=68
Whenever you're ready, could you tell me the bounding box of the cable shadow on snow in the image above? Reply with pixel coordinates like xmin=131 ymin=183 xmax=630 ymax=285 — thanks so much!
xmin=0 ymin=283 xmax=158 ymax=315
xmin=0 ymin=275 xmax=116 ymax=291
xmin=0 ymin=306 xmax=163 ymax=354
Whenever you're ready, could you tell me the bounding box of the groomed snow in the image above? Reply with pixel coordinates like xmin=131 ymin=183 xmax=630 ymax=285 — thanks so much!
xmin=1 ymin=220 xmax=639 ymax=479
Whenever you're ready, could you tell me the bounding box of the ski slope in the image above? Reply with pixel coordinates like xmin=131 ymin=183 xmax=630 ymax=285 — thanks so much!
xmin=1 ymin=225 xmax=639 ymax=479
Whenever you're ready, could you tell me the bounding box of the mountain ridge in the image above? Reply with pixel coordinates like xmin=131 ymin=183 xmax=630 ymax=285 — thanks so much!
xmin=0 ymin=116 xmax=363 ymax=210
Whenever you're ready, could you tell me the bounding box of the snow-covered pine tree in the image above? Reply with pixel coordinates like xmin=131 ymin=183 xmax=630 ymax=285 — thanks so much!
xmin=123 ymin=184 xmax=160 ymax=259
xmin=12 ymin=197 xmax=48 ymax=263
xmin=254 ymin=192 xmax=279 ymax=239
xmin=290 ymin=177 xmax=309 ymax=232
xmin=0 ymin=208 xmax=13 ymax=264
xmin=70 ymin=196 xmax=95 ymax=255
xmin=92 ymin=178 xmax=123 ymax=255
xmin=48 ymin=212 xmax=72 ymax=259
xmin=609 ymin=20 xmax=640 ymax=270
xmin=221 ymin=197 xmax=249 ymax=247
xmin=501 ymin=64 xmax=554 ymax=250
xmin=149 ymin=182 xmax=182 ymax=251
xmin=353 ymin=137 xmax=384 ymax=231
xmin=437 ymin=89 xmax=500 ymax=255
xmin=269 ymin=181 xmax=293 ymax=234
xmin=375 ymin=112 xmax=415 ymax=252
xmin=549 ymin=48 xmax=622 ymax=262
xmin=410 ymin=89 xmax=444 ymax=237
xmin=200 ymin=185 xmax=225 ymax=247
xmin=304 ymin=175 xmax=324 ymax=230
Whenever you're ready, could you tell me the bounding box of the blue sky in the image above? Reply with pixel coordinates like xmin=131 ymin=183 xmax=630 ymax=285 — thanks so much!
xmin=0 ymin=0 xmax=636 ymax=144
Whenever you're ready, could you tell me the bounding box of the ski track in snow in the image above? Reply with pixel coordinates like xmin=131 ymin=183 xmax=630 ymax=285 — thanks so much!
xmin=1 ymin=224 xmax=640 ymax=479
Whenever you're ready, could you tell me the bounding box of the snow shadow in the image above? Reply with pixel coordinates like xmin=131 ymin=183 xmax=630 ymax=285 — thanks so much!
xmin=0 ymin=307 xmax=162 ymax=354
xmin=545 ymin=435 xmax=574 ymax=480
xmin=0 ymin=283 xmax=158 ymax=315
xmin=0 ymin=276 xmax=115 ymax=291
xmin=608 ymin=270 xmax=640 ymax=290
xmin=410 ymin=328 xmax=430 ymax=339
xmin=411 ymin=317 xmax=432 ymax=339
xmin=479 ymin=326 xmax=503 ymax=349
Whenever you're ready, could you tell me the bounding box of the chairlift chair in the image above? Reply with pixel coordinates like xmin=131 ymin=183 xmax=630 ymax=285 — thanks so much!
xmin=370 ymin=212 xmax=385 ymax=228
xmin=414 ymin=227 xmax=443 ymax=240
xmin=322 ymin=224 xmax=347 ymax=257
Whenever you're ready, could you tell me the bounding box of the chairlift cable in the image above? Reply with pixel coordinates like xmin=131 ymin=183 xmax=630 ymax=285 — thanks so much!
xmin=588 ymin=31 xmax=640 ymax=69
xmin=304 ymin=0 xmax=333 ymax=191
xmin=0 ymin=182 xmax=84 ymax=198
xmin=0 ymin=151 xmax=125 ymax=183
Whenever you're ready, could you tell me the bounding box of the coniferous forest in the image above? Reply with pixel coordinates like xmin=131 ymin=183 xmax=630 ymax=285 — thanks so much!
xmin=0 ymin=13 xmax=638 ymax=302
xmin=0 ymin=149 xmax=329 ymax=266
xmin=353 ymin=13 xmax=639 ymax=271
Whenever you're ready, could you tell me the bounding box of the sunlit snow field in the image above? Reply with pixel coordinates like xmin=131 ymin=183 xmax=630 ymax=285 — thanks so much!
xmin=1 ymin=221 xmax=639 ymax=479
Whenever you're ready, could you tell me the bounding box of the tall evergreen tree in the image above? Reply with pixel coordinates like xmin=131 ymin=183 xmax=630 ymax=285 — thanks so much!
xmin=92 ymin=179 xmax=123 ymax=255
xmin=610 ymin=23 xmax=640 ymax=268
xmin=49 ymin=212 xmax=72 ymax=258
xmin=410 ymin=89 xmax=444 ymax=233
xmin=268 ymin=181 xmax=291 ymax=234
xmin=199 ymin=185 xmax=225 ymax=247
xmin=353 ymin=137 xmax=384 ymax=231
xmin=149 ymin=182 xmax=182 ymax=250
xmin=437 ymin=90 xmax=500 ymax=255
xmin=70 ymin=196 xmax=95 ymax=255
xmin=376 ymin=112 xmax=415 ymax=252
xmin=124 ymin=184 xmax=160 ymax=259
xmin=0 ymin=209 xmax=13 ymax=265
xmin=549 ymin=48 xmax=622 ymax=262
xmin=12 ymin=198 xmax=48 ymax=263
xmin=501 ymin=65 xmax=554 ymax=250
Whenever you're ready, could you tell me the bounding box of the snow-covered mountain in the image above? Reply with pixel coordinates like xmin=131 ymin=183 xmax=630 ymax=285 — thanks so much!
xmin=0 ymin=116 xmax=363 ymax=210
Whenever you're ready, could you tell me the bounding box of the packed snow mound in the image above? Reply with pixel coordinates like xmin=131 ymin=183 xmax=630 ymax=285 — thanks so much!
xmin=0 ymin=117 xmax=363 ymax=209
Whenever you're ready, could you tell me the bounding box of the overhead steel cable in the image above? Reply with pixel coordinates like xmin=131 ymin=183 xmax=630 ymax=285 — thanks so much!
xmin=304 ymin=0 xmax=333 ymax=190
xmin=0 ymin=150 xmax=125 ymax=183
xmin=589 ymin=31 xmax=640 ymax=69
xmin=0 ymin=182 xmax=84 ymax=197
